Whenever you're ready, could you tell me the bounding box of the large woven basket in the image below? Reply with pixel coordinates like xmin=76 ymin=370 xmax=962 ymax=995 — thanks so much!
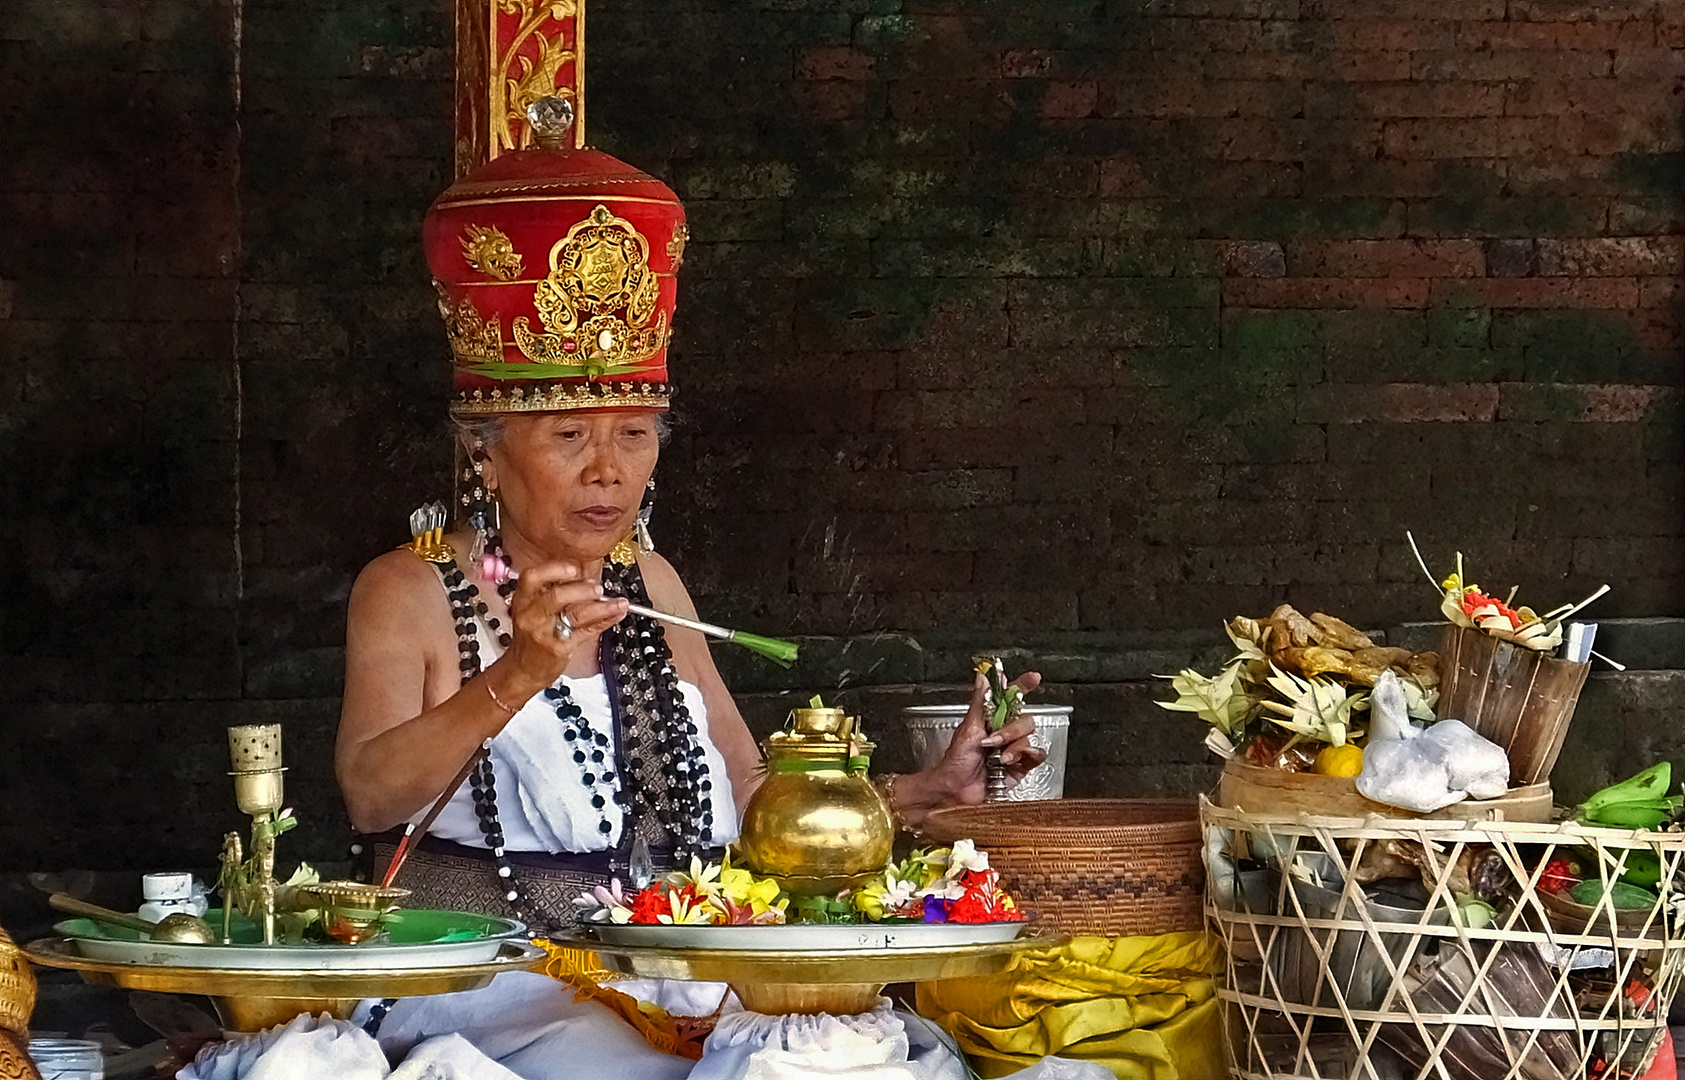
xmin=0 ymin=925 xmax=35 ymax=1036
xmin=920 ymin=798 xmax=1204 ymax=937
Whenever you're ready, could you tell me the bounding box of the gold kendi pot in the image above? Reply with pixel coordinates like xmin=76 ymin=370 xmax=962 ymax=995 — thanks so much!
xmin=734 ymin=707 xmax=894 ymax=895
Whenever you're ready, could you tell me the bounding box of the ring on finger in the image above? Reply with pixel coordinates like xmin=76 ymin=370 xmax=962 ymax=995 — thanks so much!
xmin=554 ymin=612 xmax=575 ymax=641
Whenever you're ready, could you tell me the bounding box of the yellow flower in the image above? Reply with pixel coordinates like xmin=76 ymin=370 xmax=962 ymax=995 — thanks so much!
xmin=717 ymin=856 xmax=785 ymax=918
xmin=657 ymin=888 xmax=716 ymax=925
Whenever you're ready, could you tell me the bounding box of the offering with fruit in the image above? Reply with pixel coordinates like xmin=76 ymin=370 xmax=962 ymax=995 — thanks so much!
xmin=1158 ymin=605 xmax=1441 ymax=773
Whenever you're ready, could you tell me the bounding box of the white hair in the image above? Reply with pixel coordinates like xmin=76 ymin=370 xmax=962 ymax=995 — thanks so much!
xmin=450 ymin=411 xmax=672 ymax=452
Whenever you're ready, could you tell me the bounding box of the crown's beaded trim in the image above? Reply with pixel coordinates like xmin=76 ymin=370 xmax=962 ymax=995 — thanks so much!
xmin=450 ymin=381 xmax=673 ymax=416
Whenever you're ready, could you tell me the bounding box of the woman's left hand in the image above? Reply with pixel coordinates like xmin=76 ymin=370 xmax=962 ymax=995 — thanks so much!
xmin=895 ymin=671 xmax=1046 ymax=825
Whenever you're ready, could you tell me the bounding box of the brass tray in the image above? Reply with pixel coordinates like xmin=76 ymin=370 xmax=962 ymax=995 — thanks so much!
xmin=559 ymin=926 xmax=1067 ymax=1015
xmin=26 ymin=937 xmax=546 ymax=1032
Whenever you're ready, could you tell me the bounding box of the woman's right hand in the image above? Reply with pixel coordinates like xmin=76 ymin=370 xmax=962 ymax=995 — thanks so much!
xmin=497 ymin=561 xmax=629 ymax=695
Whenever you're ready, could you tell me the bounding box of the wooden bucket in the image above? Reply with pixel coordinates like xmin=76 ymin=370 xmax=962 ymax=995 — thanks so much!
xmin=1217 ymin=759 xmax=1554 ymax=823
xmin=1436 ymin=624 xmax=1591 ymax=786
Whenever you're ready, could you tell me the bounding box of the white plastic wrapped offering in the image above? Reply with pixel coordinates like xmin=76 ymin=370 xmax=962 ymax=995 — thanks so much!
xmin=1357 ymin=671 xmax=1510 ymax=813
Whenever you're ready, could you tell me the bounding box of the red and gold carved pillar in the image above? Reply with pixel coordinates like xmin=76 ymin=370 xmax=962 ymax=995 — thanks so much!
xmin=454 ymin=0 xmax=587 ymax=177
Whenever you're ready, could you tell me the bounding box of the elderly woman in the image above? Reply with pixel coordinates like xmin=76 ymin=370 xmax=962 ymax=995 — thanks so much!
xmin=240 ymin=100 xmax=1049 ymax=1080
xmin=336 ymin=408 xmax=1044 ymax=912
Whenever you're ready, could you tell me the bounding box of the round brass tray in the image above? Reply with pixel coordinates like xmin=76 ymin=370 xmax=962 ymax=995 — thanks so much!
xmin=26 ymin=937 xmax=546 ymax=1032
xmin=558 ymin=927 xmax=1068 ymax=1015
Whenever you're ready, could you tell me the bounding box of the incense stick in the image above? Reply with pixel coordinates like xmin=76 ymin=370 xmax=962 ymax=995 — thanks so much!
xmin=624 ymin=603 xmax=799 ymax=665
xmin=380 ymin=749 xmax=483 ymax=889
xmin=499 ymin=570 xmax=800 ymax=665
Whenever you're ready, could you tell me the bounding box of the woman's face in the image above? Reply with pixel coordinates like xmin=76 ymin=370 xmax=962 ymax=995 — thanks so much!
xmin=480 ymin=409 xmax=662 ymax=564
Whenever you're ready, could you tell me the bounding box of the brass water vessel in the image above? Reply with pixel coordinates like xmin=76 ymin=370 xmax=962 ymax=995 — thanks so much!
xmin=734 ymin=706 xmax=894 ymax=895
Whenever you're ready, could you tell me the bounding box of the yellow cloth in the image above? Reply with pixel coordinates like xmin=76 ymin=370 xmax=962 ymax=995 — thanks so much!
xmin=915 ymin=933 xmax=1225 ymax=1080
xmin=536 ymin=940 xmax=711 ymax=1060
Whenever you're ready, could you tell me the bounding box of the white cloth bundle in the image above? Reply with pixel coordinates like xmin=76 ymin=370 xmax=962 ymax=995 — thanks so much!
xmin=177 ymin=1013 xmax=522 ymax=1080
xmin=178 ymin=974 xmax=1113 ymax=1080
xmin=1357 ymin=671 xmax=1510 ymax=813
xmin=688 ymin=999 xmax=964 ymax=1080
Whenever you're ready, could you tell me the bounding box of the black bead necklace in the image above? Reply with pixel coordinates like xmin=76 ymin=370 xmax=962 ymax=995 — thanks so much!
xmin=443 ymin=538 xmax=714 ymax=929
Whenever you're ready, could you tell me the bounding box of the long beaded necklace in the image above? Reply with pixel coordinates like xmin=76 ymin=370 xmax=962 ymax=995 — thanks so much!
xmin=444 ymin=535 xmax=713 ymax=930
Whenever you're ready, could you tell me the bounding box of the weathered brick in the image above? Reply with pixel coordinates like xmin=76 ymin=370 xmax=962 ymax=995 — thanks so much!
xmin=1537 ymin=236 xmax=1685 ymax=276
xmin=1306 ymin=80 xmax=1505 ymax=119
xmin=1411 ymin=48 xmax=1613 ymax=81
xmin=797 ymin=44 xmax=875 ymax=80
xmin=1486 ymin=239 xmax=1538 ymax=278
xmin=1498 ymin=383 xmax=1673 ymax=422
xmin=1430 ymin=277 xmax=1642 ymax=309
xmin=1218 ymin=240 xmax=1287 ymax=277
xmin=1287 ymin=238 xmax=1484 ymax=277
xmin=1223 ymin=277 xmax=1432 ymax=308
xmin=1457 ymin=19 xmax=1652 ymax=49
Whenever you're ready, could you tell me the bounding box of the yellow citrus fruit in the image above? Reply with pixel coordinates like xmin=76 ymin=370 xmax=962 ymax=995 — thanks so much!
xmin=1312 ymin=744 xmax=1364 ymax=778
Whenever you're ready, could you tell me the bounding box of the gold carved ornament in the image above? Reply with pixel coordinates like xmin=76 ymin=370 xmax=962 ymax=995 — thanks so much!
xmin=462 ymin=224 xmax=525 ymax=280
xmin=491 ymin=0 xmax=581 ymax=154
xmin=511 ymin=203 xmax=668 ymax=377
xmin=438 ymin=284 xmax=506 ymax=367
xmin=667 ymin=222 xmax=689 ymax=270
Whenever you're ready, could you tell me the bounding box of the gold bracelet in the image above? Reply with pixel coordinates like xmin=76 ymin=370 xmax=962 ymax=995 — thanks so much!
xmin=874 ymin=773 xmax=914 ymax=834
xmin=483 ymin=677 xmax=520 ymax=718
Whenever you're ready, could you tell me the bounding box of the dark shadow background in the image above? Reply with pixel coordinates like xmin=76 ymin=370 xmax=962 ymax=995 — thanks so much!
xmin=2 ymin=0 xmax=1683 ymax=882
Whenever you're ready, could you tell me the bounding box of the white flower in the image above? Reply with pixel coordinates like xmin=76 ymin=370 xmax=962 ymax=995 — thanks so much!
xmin=947 ymin=839 xmax=990 ymax=876
xmin=576 ymin=879 xmax=634 ymax=924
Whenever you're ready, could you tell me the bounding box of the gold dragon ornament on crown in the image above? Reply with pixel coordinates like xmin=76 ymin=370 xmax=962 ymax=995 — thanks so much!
xmin=514 ymin=204 xmax=668 ymax=376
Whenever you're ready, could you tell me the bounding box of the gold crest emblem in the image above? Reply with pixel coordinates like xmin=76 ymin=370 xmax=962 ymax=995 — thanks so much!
xmin=514 ymin=204 xmax=668 ymax=375
xmin=461 ymin=224 xmax=524 ymax=281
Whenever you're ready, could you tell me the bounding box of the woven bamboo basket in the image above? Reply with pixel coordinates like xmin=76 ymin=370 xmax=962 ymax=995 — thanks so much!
xmin=0 ymin=924 xmax=34 ymax=1037
xmin=1437 ymin=624 xmax=1591 ymax=786
xmin=920 ymin=798 xmax=1204 ymax=937
xmin=1204 ymin=799 xmax=1685 ymax=1080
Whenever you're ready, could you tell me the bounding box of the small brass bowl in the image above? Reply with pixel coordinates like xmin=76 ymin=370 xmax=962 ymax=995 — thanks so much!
xmin=299 ymin=882 xmax=410 ymax=945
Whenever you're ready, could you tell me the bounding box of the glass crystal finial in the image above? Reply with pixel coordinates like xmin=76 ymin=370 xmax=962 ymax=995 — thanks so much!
xmin=527 ymin=97 xmax=575 ymax=150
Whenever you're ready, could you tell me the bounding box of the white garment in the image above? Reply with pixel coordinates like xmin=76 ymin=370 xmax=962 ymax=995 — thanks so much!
xmin=357 ymin=972 xmax=694 ymax=1080
xmin=424 ymin=606 xmax=738 ymax=852
xmin=178 ymin=1013 xmax=521 ymax=1080
xmin=185 ymin=976 xmax=1111 ymax=1080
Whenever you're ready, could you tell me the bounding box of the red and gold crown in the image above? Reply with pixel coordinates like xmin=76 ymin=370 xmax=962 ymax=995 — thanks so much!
xmin=426 ymin=4 xmax=685 ymax=416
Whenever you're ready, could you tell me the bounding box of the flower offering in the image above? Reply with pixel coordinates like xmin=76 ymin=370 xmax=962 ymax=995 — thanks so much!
xmin=575 ymin=842 xmax=1024 ymax=928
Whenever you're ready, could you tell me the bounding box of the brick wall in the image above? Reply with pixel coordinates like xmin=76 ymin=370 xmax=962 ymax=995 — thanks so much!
xmin=1 ymin=0 xmax=1681 ymax=871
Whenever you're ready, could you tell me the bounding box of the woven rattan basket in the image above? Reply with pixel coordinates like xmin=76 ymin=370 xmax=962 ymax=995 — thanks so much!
xmin=0 ymin=925 xmax=35 ymax=1036
xmin=920 ymin=798 xmax=1205 ymax=937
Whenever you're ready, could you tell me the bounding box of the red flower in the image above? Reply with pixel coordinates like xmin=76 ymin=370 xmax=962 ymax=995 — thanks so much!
xmin=948 ymin=891 xmax=999 ymax=924
xmin=630 ymin=886 xmax=669 ymax=925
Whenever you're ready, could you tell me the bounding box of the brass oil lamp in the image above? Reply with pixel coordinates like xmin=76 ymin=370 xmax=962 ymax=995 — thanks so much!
xmin=221 ymin=724 xmax=294 ymax=945
xmin=734 ymin=706 xmax=895 ymax=895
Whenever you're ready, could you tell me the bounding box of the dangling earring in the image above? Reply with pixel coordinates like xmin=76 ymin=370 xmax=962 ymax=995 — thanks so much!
xmin=466 ymin=450 xmax=492 ymax=563
xmin=635 ymin=476 xmax=656 ymax=553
